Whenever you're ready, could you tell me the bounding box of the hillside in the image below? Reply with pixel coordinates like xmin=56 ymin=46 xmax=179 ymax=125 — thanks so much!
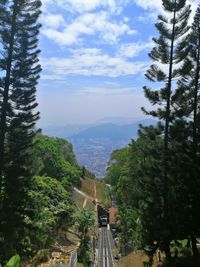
xmin=69 ymin=119 xmax=156 ymax=140
xmin=73 ymin=176 xmax=111 ymax=209
xmin=43 ymin=124 xmax=92 ymax=138
xmin=68 ymin=119 xmax=156 ymax=177
xmin=42 ymin=119 xmax=156 ymax=177
xmin=69 ymin=123 xmax=137 ymax=140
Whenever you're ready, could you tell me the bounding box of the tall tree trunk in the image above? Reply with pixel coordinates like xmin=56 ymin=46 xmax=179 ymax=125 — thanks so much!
xmin=191 ymin=234 xmax=198 ymax=258
xmin=164 ymin=239 xmax=172 ymax=261
xmin=191 ymin=33 xmax=200 ymax=260
xmin=163 ymin=4 xmax=176 ymax=259
xmin=193 ymin=42 xmax=200 ymax=158
xmin=0 ymin=1 xmax=18 ymax=191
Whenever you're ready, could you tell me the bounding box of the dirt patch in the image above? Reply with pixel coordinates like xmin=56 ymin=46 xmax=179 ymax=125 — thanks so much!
xmin=117 ymin=251 xmax=161 ymax=267
xmin=21 ymin=231 xmax=80 ymax=267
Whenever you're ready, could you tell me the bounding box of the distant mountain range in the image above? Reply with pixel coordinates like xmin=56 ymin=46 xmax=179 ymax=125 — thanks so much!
xmin=69 ymin=119 xmax=156 ymax=141
xmin=42 ymin=124 xmax=93 ymax=138
xmin=43 ymin=119 xmax=157 ymax=177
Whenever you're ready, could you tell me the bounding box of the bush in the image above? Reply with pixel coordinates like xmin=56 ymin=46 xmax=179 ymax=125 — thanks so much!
xmin=161 ymin=257 xmax=200 ymax=267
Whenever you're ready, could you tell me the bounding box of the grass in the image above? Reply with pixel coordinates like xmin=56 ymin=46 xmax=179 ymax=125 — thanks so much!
xmin=73 ymin=191 xmax=85 ymax=208
xmin=80 ymin=177 xmax=95 ymax=197
xmin=78 ymin=176 xmax=111 ymax=208
xmin=95 ymin=180 xmax=111 ymax=207
xmin=76 ymin=263 xmax=84 ymax=267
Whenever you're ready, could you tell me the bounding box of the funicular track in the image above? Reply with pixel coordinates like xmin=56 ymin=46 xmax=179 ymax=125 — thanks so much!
xmin=98 ymin=227 xmax=114 ymax=267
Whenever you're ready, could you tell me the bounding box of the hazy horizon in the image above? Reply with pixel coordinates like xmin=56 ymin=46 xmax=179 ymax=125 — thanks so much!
xmin=38 ymin=0 xmax=198 ymax=127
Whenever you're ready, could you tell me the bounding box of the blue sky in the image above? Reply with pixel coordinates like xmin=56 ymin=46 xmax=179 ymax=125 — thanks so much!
xmin=37 ymin=0 xmax=199 ymax=127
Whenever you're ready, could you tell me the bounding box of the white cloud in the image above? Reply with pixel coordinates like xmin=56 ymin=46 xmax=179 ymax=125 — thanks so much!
xmin=133 ymin=0 xmax=162 ymax=12
xmin=42 ymin=11 xmax=136 ymax=46
xmin=42 ymin=28 xmax=79 ymax=46
xmin=137 ymin=12 xmax=158 ymax=23
xmin=133 ymin=0 xmax=198 ymax=12
xmin=42 ymin=14 xmax=66 ymax=29
xmin=188 ymin=1 xmax=199 ymax=24
xmin=41 ymin=48 xmax=149 ymax=78
xmin=42 ymin=0 xmax=128 ymax=14
xmin=38 ymin=0 xmax=200 ymax=127
xmin=43 ymin=0 xmax=198 ymax=14
xmin=134 ymin=0 xmax=199 ymax=23
xmin=119 ymin=41 xmax=153 ymax=58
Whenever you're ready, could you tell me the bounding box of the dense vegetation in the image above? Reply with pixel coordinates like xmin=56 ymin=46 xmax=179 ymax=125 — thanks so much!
xmin=0 ymin=0 xmax=42 ymax=263
xmin=75 ymin=207 xmax=95 ymax=266
xmin=34 ymin=134 xmax=81 ymax=186
xmin=106 ymin=1 xmax=200 ymax=266
xmin=0 ymin=1 xmax=86 ymax=264
xmin=0 ymin=132 xmax=82 ymax=263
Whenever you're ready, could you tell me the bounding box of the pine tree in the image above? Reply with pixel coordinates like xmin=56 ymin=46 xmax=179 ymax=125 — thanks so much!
xmin=189 ymin=5 xmax=200 ymax=257
xmin=172 ymin=5 xmax=200 ymax=256
xmin=0 ymin=0 xmax=41 ymax=260
xmin=142 ymin=0 xmax=191 ymax=259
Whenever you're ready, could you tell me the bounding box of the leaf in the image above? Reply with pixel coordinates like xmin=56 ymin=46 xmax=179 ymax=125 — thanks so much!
xmin=4 ymin=255 xmax=20 ymax=267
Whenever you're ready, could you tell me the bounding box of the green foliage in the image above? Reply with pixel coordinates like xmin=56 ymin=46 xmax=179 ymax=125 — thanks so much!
xmin=108 ymin=129 xmax=200 ymax=259
xmin=0 ymin=135 xmax=82 ymax=261
xmin=75 ymin=208 xmax=94 ymax=266
xmin=96 ymin=180 xmax=111 ymax=208
xmin=117 ymin=204 xmax=141 ymax=246
xmin=172 ymin=7 xmax=200 ymax=254
xmin=75 ymin=208 xmax=95 ymax=239
xmin=3 ymin=255 xmax=20 ymax=267
xmin=0 ymin=0 xmax=42 ymax=262
xmin=112 ymin=137 xmax=166 ymax=247
xmin=33 ymin=135 xmax=81 ymax=184
xmin=104 ymin=3 xmax=200 ymax=265
xmin=138 ymin=0 xmax=200 ymax=261
xmin=26 ymin=176 xmax=74 ymax=251
xmin=105 ymin=147 xmax=128 ymax=187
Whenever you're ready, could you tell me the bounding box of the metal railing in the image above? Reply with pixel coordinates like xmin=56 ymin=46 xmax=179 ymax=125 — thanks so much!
xmin=54 ymin=250 xmax=77 ymax=267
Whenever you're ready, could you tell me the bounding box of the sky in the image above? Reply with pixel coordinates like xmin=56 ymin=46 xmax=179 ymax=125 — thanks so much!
xmin=37 ymin=0 xmax=199 ymax=127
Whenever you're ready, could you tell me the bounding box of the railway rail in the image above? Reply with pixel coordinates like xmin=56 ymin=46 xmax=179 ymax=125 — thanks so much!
xmin=98 ymin=227 xmax=114 ymax=267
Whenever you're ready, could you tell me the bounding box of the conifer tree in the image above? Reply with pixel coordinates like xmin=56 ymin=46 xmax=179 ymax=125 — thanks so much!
xmin=0 ymin=0 xmax=41 ymax=260
xmin=189 ymin=6 xmax=200 ymax=256
xmin=172 ymin=5 xmax=200 ymax=256
xmin=142 ymin=0 xmax=191 ymax=259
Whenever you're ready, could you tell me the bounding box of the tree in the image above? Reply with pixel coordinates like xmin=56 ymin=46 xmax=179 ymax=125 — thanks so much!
xmin=171 ymin=5 xmax=200 ymax=256
xmin=0 ymin=0 xmax=42 ymax=261
xmin=142 ymin=0 xmax=191 ymax=259
xmin=75 ymin=208 xmax=94 ymax=266
xmin=187 ymin=5 xmax=200 ymax=257
xmin=105 ymin=148 xmax=128 ymax=187
xmin=27 ymin=176 xmax=74 ymax=253
xmin=33 ymin=135 xmax=81 ymax=184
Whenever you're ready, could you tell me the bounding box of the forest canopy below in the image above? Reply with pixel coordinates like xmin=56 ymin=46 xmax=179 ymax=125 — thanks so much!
xmin=0 ymin=133 xmax=82 ymax=263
